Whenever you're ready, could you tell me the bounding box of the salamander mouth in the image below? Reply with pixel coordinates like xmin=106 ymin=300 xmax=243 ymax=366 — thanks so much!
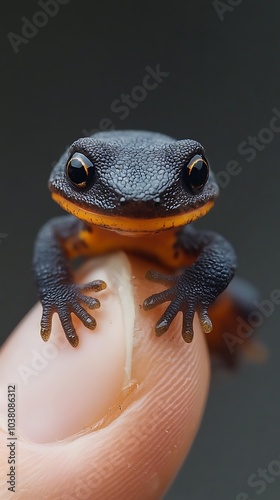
xmin=52 ymin=193 xmax=215 ymax=233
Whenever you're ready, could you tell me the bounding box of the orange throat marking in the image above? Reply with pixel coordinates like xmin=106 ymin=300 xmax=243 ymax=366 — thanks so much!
xmin=52 ymin=193 xmax=215 ymax=233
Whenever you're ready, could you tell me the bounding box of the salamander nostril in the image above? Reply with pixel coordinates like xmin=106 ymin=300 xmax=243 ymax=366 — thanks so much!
xmin=119 ymin=196 xmax=126 ymax=205
xmin=154 ymin=197 xmax=161 ymax=207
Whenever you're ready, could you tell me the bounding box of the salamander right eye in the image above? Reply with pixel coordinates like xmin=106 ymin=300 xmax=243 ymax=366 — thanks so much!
xmin=66 ymin=152 xmax=95 ymax=189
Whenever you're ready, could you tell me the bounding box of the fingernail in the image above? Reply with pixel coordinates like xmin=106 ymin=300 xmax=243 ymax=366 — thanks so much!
xmin=0 ymin=252 xmax=135 ymax=443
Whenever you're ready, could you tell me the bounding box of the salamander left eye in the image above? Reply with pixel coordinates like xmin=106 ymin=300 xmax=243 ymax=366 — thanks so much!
xmin=66 ymin=152 xmax=95 ymax=189
xmin=182 ymin=155 xmax=209 ymax=193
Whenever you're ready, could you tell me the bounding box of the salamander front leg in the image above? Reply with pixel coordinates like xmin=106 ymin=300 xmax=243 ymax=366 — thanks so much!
xmin=143 ymin=225 xmax=237 ymax=343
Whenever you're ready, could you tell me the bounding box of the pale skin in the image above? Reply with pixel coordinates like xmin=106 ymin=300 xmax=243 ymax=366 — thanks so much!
xmin=0 ymin=253 xmax=210 ymax=499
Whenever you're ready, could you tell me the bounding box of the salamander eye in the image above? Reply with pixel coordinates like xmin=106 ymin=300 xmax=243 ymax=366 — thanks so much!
xmin=182 ymin=155 xmax=209 ymax=193
xmin=66 ymin=152 xmax=95 ymax=189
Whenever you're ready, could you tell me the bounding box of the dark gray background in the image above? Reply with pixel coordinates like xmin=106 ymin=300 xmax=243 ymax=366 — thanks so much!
xmin=1 ymin=1 xmax=280 ymax=498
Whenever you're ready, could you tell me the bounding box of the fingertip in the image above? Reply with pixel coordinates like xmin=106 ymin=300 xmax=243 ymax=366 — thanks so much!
xmin=0 ymin=252 xmax=210 ymax=499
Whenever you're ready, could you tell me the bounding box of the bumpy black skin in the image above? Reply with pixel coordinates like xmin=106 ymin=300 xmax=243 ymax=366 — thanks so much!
xmin=49 ymin=131 xmax=218 ymax=218
xmin=143 ymin=225 xmax=237 ymax=342
xmin=33 ymin=130 xmax=237 ymax=347
xmin=33 ymin=216 xmax=105 ymax=347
